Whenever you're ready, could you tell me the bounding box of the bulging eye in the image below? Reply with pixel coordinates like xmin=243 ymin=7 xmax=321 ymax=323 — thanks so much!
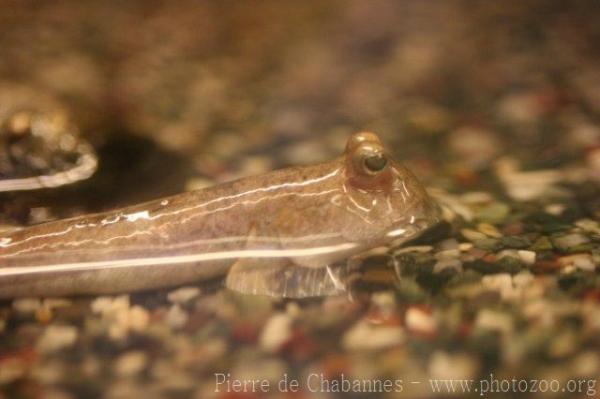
xmin=352 ymin=143 xmax=388 ymax=176
xmin=363 ymin=154 xmax=387 ymax=174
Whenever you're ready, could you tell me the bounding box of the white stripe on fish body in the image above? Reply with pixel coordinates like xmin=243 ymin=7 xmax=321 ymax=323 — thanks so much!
xmin=0 ymin=242 xmax=359 ymax=277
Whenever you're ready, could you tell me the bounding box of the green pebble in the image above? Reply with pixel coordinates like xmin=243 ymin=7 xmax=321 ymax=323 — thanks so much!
xmin=394 ymin=278 xmax=428 ymax=303
xmin=558 ymin=270 xmax=595 ymax=293
xmin=474 ymin=238 xmax=503 ymax=251
xmin=454 ymin=269 xmax=483 ymax=284
xmin=496 ymin=256 xmax=523 ymax=274
xmin=465 ymin=259 xmax=499 ymax=275
xmin=416 ymin=267 xmax=456 ymax=293
xmin=500 ymin=236 xmax=531 ymax=249
xmin=552 ymin=234 xmax=590 ymax=252
xmin=476 ymin=203 xmax=510 ymax=224
xmin=541 ymin=222 xmax=572 ymax=234
xmin=563 ymin=243 xmax=595 ymax=254
xmin=592 ymin=250 xmax=600 ymax=264
xmin=531 ymin=236 xmax=553 ymax=251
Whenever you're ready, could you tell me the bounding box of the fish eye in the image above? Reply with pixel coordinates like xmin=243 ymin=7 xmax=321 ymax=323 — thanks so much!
xmin=352 ymin=144 xmax=388 ymax=176
xmin=363 ymin=154 xmax=387 ymax=174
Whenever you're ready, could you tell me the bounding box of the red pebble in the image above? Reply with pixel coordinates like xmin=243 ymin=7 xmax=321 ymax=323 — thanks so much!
xmin=502 ymin=223 xmax=524 ymax=236
xmin=281 ymin=330 xmax=318 ymax=362
xmin=483 ymin=253 xmax=497 ymax=263
xmin=231 ymin=322 xmax=259 ymax=344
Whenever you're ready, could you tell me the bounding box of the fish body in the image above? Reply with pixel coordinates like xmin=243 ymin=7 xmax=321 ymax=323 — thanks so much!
xmin=0 ymin=132 xmax=440 ymax=297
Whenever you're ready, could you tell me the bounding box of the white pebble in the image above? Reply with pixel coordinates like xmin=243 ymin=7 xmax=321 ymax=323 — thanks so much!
xmin=517 ymin=250 xmax=536 ymax=265
xmin=91 ymin=296 xmax=130 ymax=315
xmin=342 ymin=320 xmax=404 ymax=351
xmin=513 ymin=271 xmax=534 ymax=288
xmin=166 ymin=304 xmax=188 ymax=330
xmin=435 ymin=249 xmax=461 ymax=260
xmin=475 ymin=309 xmax=513 ymax=334
xmin=406 ymin=307 xmax=438 ymax=335
xmin=482 ymin=274 xmax=516 ymax=300
xmin=167 ymin=287 xmax=200 ymax=304
xmin=429 ymin=189 xmax=474 ymax=222
xmin=558 ymin=254 xmax=596 ymax=271
xmin=545 ymin=204 xmax=566 ymax=216
xmin=437 ymin=238 xmax=459 ymax=250
xmin=460 ymin=228 xmax=487 ymax=242
xmin=259 ymin=313 xmax=292 ymax=353
xmin=285 ymin=302 xmax=302 ymax=319
xmin=393 ymin=245 xmax=433 ymax=255
xmin=371 ymin=291 xmax=396 ymax=309
xmin=95 ymin=299 xmax=149 ymax=341
xmin=128 ymin=306 xmax=150 ymax=331
xmin=458 ymin=242 xmax=474 ymax=251
xmin=460 ymin=191 xmax=494 ymax=204
xmin=576 ymin=219 xmax=600 ymax=234
xmin=37 ymin=325 xmax=78 ymax=353
xmin=185 ymin=177 xmax=214 ymax=191
xmin=115 ymin=351 xmax=148 ymax=377
xmin=429 ymin=351 xmax=478 ymax=380
xmin=433 ymin=259 xmax=462 ymax=274
xmin=553 ymin=234 xmax=590 ymax=250
xmin=495 ymin=157 xmax=563 ymax=201
xmin=12 ymin=298 xmax=41 ymax=314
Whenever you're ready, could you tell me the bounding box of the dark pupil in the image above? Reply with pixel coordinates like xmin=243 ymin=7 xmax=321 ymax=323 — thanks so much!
xmin=364 ymin=154 xmax=387 ymax=172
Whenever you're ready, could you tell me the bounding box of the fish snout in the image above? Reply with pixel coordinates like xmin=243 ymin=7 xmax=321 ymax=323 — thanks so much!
xmin=386 ymin=200 xmax=442 ymax=239
xmin=412 ymin=199 xmax=443 ymax=230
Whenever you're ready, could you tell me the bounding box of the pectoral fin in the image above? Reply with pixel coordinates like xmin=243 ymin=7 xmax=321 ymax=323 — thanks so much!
xmin=225 ymin=224 xmax=350 ymax=298
xmin=225 ymin=259 xmax=349 ymax=298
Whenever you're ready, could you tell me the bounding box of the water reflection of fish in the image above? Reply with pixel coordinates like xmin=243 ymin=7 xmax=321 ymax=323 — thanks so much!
xmin=0 ymin=132 xmax=440 ymax=298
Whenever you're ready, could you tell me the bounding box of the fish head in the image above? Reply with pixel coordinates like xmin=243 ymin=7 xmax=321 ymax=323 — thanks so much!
xmin=339 ymin=131 xmax=441 ymax=246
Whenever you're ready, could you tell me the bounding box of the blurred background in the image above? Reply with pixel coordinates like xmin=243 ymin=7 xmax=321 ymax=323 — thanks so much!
xmin=1 ymin=1 xmax=600 ymax=398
